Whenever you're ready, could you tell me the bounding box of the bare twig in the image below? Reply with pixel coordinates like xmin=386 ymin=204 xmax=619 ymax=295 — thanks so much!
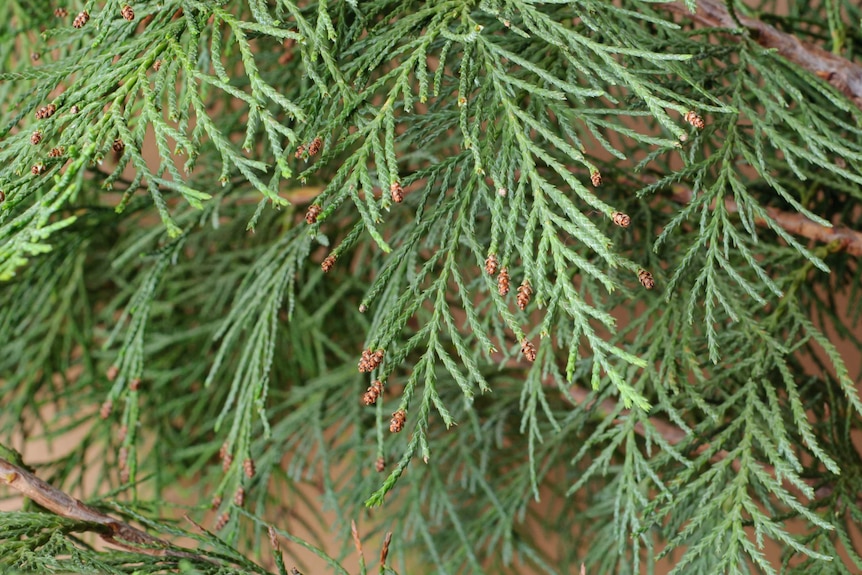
xmin=0 ymin=456 xmax=207 ymax=561
xmin=672 ymin=188 xmax=862 ymax=256
xmin=662 ymin=0 xmax=862 ymax=109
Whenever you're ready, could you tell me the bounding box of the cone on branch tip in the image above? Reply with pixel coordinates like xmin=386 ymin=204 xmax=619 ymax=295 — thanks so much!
xmin=485 ymin=253 xmax=499 ymax=276
xmin=638 ymin=269 xmax=655 ymax=290
xmin=358 ymin=349 xmax=384 ymax=372
xmin=521 ymin=339 xmax=536 ymax=362
xmin=612 ymin=211 xmax=630 ymax=228
xmin=390 ymin=410 xmax=406 ymax=433
xmin=497 ymin=267 xmax=510 ymax=296
xmin=305 ymin=204 xmax=321 ymax=224
xmin=517 ymin=280 xmax=532 ymax=311
xmin=363 ymin=380 xmax=384 ymax=405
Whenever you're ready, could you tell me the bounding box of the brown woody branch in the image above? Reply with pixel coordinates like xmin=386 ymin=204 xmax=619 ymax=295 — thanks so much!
xmin=662 ymin=0 xmax=862 ymax=109
xmin=0 ymin=456 xmax=207 ymax=561
xmin=672 ymin=187 xmax=862 ymax=256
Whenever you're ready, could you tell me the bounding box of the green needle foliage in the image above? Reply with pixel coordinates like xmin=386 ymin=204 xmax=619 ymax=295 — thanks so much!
xmin=2 ymin=0 xmax=862 ymax=573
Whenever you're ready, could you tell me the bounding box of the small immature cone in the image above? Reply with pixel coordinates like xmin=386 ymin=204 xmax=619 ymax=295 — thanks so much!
xmin=73 ymin=10 xmax=90 ymax=28
xmin=243 ymin=458 xmax=255 ymax=478
xmin=107 ymin=364 xmax=119 ymax=381
xmin=521 ymin=339 xmax=536 ymax=362
xmin=307 ymin=137 xmax=322 ymax=156
xmin=30 ymin=131 xmax=42 ymax=145
xmin=305 ymin=204 xmax=321 ymax=224
xmin=497 ymin=267 xmax=510 ymax=296
xmin=390 ymin=182 xmax=404 ymax=203
xmin=684 ymin=110 xmax=705 ymax=129
xmin=49 ymin=147 xmax=64 ymax=158
xmin=516 ymin=280 xmax=532 ymax=311
xmin=268 ymin=525 xmax=280 ymax=551
xmin=484 ymin=253 xmax=499 ymax=276
xmin=234 ymin=486 xmax=245 ymax=507
xmin=35 ymin=104 xmax=56 ymax=119
xmin=215 ymin=512 xmax=230 ymax=531
xmin=389 ymin=409 xmax=406 ymax=433
xmin=363 ymin=380 xmax=384 ymax=405
xmin=112 ymin=138 xmax=125 ymax=153
xmin=375 ymin=457 xmax=386 ymax=472
xmin=358 ymin=349 xmax=384 ymax=372
xmin=321 ymin=254 xmax=336 ymax=272
xmin=612 ymin=212 xmax=630 ymax=228
xmin=121 ymin=4 xmax=134 ymax=21
xmin=380 ymin=531 xmax=392 ymax=566
xmin=638 ymin=269 xmax=655 ymax=290
xmin=31 ymin=164 xmax=46 ymax=175
xmin=294 ymin=144 xmax=305 ymax=158
xmin=70 ymin=105 xmax=79 ymax=114
xmin=591 ymin=171 xmax=602 ymax=186
xmin=99 ymin=400 xmax=112 ymax=419
xmin=211 ymin=495 xmax=222 ymax=510
xmin=54 ymin=7 xmax=67 ymax=17
xmin=0 ymin=191 xmax=5 ymax=203
xmin=129 ymin=378 xmax=141 ymax=391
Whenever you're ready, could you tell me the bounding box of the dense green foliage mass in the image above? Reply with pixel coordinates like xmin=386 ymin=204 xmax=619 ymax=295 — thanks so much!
xmin=2 ymin=0 xmax=862 ymax=573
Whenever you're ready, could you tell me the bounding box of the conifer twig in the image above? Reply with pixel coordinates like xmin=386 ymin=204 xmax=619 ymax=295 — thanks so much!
xmin=663 ymin=0 xmax=862 ymax=108
xmin=671 ymin=188 xmax=862 ymax=256
xmin=0 ymin=455 xmax=207 ymax=561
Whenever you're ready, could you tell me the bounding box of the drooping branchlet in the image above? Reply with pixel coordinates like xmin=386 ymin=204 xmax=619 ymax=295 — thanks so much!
xmin=243 ymin=458 xmax=255 ymax=478
xmin=31 ymin=163 xmax=46 ymax=175
xmin=121 ymin=4 xmax=134 ymax=21
xmin=484 ymin=253 xmax=499 ymax=276
xmin=390 ymin=409 xmax=406 ymax=433
xmin=612 ymin=211 xmax=631 ymax=228
xmin=363 ymin=379 xmax=384 ymax=405
xmin=591 ymin=171 xmax=602 ymax=187
xmin=684 ymin=110 xmax=705 ymax=129
xmin=234 ymin=487 xmax=245 ymax=507
xmin=305 ymin=204 xmax=321 ymax=224
xmin=390 ymin=182 xmax=404 ymax=203
xmin=521 ymin=339 xmax=537 ymax=362
xmin=517 ymin=280 xmax=532 ymax=311
xmin=73 ymin=10 xmax=90 ymax=28
xmin=638 ymin=269 xmax=655 ymax=290
xmin=35 ymin=104 xmax=56 ymax=119
xmin=321 ymin=254 xmax=336 ymax=273
xmin=497 ymin=267 xmax=510 ymax=296
xmin=31 ymin=131 xmax=43 ymax=145
xmin=358 ymin=349 xmax=384 ymax=372
xmin=307 ymin=136 xmax=322 ymax=156
xmin=375 ymin=457 xmax=386 ymax=473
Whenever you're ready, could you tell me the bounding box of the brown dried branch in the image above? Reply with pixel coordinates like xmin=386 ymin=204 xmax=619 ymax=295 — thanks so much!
xmin=0 ymin=456 xmax=207 ymax=561
xmin=672 ymin=188 xmax=862 ymax=256
xmin=662 ymin=0 xmax=862 ymax=109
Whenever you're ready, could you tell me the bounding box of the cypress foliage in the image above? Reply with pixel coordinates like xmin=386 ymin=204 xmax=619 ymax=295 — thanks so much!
xmin=1 ymin=1 xmax=862 ymax=573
